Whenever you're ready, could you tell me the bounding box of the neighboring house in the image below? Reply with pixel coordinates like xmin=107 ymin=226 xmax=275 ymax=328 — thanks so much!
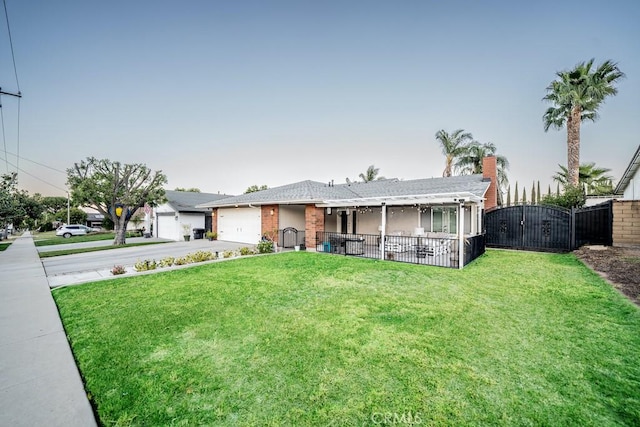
xmin=198 ymin=157 xmax=499 ymax=268
xmin=86 ymin=212 xmax=105 ymax=229
xmin=154 ymin=190 xmax=231 ymax=241
xmin=613 ymin=145 xmax=640 ymax=246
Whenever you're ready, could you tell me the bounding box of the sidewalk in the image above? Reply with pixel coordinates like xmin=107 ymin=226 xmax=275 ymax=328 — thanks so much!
xmin=0 ymin=233 xmax=97 ymax=426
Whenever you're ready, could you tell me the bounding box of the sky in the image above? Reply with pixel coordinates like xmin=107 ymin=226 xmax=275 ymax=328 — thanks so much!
xmin=1 ymin=0 xmax=639 ymax=199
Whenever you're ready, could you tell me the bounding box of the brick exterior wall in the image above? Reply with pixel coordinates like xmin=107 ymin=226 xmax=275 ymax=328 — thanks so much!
xmin=211 ymin=209 xmax=218 ymax=235
xmin=261 ymin=205 xmax=279 ymax=243
xmin=305 ymin=205 xmax=325 ymax=250
xmin=482 ymin=156 xmax=498 ymax=210
xmin=613 ymin=200 xmax=640 ymax=246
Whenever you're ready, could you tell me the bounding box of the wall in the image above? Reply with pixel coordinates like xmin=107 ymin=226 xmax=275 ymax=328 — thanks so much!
xmin=613 ymin=200 xmax=640 ymax=246
xmin=279 ymin=205 xmax=305 ymax=230
xmin=622 ymin=169 xmax=638 ymax=200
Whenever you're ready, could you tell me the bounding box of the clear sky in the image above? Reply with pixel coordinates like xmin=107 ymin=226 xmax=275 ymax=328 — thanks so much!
xmin=1 ymin=0 xmax=638 ymax=198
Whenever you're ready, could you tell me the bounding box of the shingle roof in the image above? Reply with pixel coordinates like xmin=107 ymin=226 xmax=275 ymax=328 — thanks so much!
xmin=198 ymin=175 xmax=490 ymax=208
xmin=164 ymin=190 xmax=232 ymax=213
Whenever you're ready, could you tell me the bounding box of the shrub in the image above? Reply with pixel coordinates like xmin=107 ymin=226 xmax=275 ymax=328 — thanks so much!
xmin=134 ymin=259 xmax=157 ymax=272
xmin=158 ymin=257 xmax=175 ymax=268
xmin=174 ymin=256 xmax=188 ymax=266
xmin=111 ymin=265 xmax=126 ymax=275
xmin=257 ymin=240 xmax=274 ymax=254
xmin=187 ymin=250 xmax=215 ymax=263
xmin=205 ymin=231 xmax=217 ymax=240
xmin=239 ymin=247 xmax=255 ymax=256
xmin=223 ymin=250 xmax=235 ymax=258
xmin=540 ymin=185 xmax=586 ymax=209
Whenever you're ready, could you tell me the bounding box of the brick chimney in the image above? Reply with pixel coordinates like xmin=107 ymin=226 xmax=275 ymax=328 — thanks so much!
xmin=482 ymin=156 xmax=498 ymax=210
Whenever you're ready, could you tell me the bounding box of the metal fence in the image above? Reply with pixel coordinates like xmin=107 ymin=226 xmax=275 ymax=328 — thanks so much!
xmin=314 ymin=231 xmax=482 ymax=269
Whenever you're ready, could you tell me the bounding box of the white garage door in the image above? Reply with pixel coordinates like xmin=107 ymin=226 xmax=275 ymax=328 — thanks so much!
xmin=156 ymin=214 xmax=178 ymax=241
xmin=217 ymin=207 xmax=262 ymax=244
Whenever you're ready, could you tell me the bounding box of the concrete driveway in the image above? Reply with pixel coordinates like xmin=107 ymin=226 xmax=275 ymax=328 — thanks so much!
xmin=40 ymin=238 xmax=255 ymax=288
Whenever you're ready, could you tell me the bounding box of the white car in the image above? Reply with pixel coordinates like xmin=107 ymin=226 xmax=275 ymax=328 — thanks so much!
xmin=56 ymin=224 xmax=94 ymax=238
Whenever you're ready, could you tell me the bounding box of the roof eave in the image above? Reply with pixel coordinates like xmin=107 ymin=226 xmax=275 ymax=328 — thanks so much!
xmin=614 ymin=145 xmax=640 ymax=195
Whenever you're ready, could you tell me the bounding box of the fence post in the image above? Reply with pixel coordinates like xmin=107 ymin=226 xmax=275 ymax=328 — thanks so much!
xmin=570 ymin=207 xmax=576 ymax=250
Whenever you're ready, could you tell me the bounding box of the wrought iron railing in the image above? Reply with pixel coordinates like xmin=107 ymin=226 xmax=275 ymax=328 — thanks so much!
xmin=314 ymin=231 xmax=482 ymax=269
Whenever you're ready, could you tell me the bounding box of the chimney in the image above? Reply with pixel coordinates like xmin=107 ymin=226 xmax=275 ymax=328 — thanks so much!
xmin=482 ymin=156 xmax=498 ymax=210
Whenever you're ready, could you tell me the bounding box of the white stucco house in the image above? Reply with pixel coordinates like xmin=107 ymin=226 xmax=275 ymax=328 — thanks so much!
xmin=154 ymin=190 xmax=231 ymax=241
xmin=613 ymin=145 xmax=640 ymax=246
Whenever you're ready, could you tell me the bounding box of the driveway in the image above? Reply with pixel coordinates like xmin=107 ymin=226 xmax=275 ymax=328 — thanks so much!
xmin=41 ymin=239 xmax=255 ymax=287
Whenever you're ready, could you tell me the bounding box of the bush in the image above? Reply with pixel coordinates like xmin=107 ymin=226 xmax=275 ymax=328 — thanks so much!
xmin=39 ymin=222 xmax=55 ymax=232
xmin=223 ymin=250 xmax=235 ymax=258
xmin=205 ymin=231 xmax=217 ymax=240
xmin=134 ymin=259 xmax=157 ymax=272
xmin=239 ymin=247 xmax=255 ymax=256
xmin=186 ymin=250 xmax=215 ymax=263
xmin=158 ymin=257 xmax=175 ymax=268
xmin=111 ymin=265 xmax=126 ymax=275
xmin=257 ymin=240 xmax=274 ymax=254
xmin=540 ymin=185 xmax=586 ymax=209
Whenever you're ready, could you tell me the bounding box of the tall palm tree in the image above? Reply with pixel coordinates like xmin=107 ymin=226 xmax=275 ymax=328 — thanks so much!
xmin=358 ymin=165 xmax=384 ymax=182
xmin=552 ymin=162 xmax=614 ymax=195
xmin=455 ymin=141 xmax=510 ymax=192
xmin=543 ymin=59 xmax=624 ymax=187
xmin=435 ymin=129 xmax=473 ymax=177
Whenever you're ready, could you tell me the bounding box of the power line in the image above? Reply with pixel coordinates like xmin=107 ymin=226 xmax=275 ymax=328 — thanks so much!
xmin=3 ymin=0 xmax=20 ymax=91
xmin=4 ymin=150 xmax=66 ymax=174
xmin=0 ymin=154 xmax=67 ymax=193
xmin=0 ymin=105 xmax=7 ymax=172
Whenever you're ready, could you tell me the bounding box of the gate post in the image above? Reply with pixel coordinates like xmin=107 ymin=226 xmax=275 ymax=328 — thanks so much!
xmin=570 ymin=207 xmax=576 ymax=250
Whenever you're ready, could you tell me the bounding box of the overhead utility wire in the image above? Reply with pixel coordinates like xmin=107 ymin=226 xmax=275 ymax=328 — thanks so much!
xmin=3 ymin=0 xmax=20 ymax=91
xmin=2 ymin=0 xmax=22 ymax=174
xmin=0 ymin=154 xmax=67 ymax=193
xmin=4 ymin=150 xmax=67 ymax=174
xmin=0 ymin=105 xmax=7 ymax=172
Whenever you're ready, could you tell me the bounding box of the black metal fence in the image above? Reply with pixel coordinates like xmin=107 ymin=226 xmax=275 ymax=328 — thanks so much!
xmin=485 ymin=201 xmax=613 ymax=252
xmin=573 ymin=201 xmax=613 ymax=247
xmin=314 ymin=231 xmax=484 ymax=269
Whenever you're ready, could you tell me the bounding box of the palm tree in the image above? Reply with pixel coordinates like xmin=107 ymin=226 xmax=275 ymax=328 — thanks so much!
xmin=455 ymin=141 xmax=510 ymax=193
xmin=358 ymin=165 xmax=384 ymax=182
xmin=543 ymin=59 xmax=624 ymax=187
xmin=552 ymin=162 xmax=614 ymax=195
xmin=435 ymin=129 xmax=473 ymax=177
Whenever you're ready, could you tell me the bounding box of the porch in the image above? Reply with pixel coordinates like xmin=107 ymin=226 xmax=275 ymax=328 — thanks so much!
xmin=315 ymin=231 xmax=486 ymax=269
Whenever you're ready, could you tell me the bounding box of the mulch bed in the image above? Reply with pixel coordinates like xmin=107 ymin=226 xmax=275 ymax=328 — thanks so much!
xmin=574 ymin=245 xmax=640 ymax=306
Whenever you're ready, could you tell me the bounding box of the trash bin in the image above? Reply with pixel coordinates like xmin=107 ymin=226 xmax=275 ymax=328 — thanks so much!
xmin=193 ymin=228 xmax=205 ymax=239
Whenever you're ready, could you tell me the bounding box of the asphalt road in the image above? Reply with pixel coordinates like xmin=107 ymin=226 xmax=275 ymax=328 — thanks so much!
xmin=40 ymin=238 xmax=253 ymax=277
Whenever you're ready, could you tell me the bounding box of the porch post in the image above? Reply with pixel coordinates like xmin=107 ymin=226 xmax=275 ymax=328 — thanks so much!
xmin=380 ymin=203 xmax=387 ymax=260
xmin=458 ymin=202 xmax=465 ymax=269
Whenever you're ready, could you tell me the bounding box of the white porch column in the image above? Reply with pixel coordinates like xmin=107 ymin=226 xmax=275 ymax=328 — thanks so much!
xmin=458 ymin=202 xmax=465 ymax=269
xmin=380 ymin=203 xmax=387 ymax=260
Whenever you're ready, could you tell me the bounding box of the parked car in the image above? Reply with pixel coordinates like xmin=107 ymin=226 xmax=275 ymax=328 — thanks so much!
xmin=55 ymin=224 xmax=94 ymax=238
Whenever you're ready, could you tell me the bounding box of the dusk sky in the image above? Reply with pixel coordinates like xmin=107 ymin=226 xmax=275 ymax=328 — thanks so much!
xmin=1 ymin=0 xmax=638 ymax=198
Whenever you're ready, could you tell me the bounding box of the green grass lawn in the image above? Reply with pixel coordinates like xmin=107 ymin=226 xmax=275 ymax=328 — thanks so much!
xmin=38 ymin=241 xmax=169 ymax=258
xmin=0 ymin=241 xmax=11 ymax=251
xmin=53 ymin=250 xmax=640 ymax=426
xmin=34 ymin=231 xmax=141 ymax=246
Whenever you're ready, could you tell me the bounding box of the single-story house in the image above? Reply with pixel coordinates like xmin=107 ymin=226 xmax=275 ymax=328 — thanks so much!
xmin=197 ymin=157 xmax=499 ymax=268
xmin=613 ymin=145 xmax=640 ymax=246
xmin=154 ymin=190 xmax=231 ymax=241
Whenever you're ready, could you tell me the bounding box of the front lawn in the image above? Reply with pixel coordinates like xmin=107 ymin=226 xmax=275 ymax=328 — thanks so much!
xmin=0 ymin=241 xmax=11 ymax=251
xmin=53 ymin=250 xmax=640 ymax=426
xmin=34 ymin=231 xmax=141 ymax=246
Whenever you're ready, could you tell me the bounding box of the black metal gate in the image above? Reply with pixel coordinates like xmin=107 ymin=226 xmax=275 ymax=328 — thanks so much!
xmin=281 ymin=227 xmax=299 ymax=248
xmin=485 ymin=205 xmax=571 ymax=252
xmin=574 ymin=201 xmax=613 ymax=247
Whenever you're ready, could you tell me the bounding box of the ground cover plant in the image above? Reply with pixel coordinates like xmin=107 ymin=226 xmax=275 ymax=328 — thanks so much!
xmin=53 ymin=250 xmax=640 ymax=426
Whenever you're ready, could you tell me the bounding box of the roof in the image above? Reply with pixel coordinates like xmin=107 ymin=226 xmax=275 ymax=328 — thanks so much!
xmin=614 ymin=145 xmax=640 ymax=195
xmin=197 ymin=175 xmax=491 ymax=208
xmin=164 ymin=190 xmax=232 ymax=213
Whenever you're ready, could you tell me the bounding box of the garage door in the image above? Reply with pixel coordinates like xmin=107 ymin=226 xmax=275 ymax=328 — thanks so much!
xmin=156 ymin=214 xmax=178 ymax=241
xmin=217 ymin=207 xmax=262 ymax=244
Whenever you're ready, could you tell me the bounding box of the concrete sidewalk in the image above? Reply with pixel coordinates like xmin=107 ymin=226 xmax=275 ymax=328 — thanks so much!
xmin=0 ymin=233 xmax=97 ymax=426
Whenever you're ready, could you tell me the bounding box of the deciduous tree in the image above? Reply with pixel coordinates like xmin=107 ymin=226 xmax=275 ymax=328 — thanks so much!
xmin=67 ymin=158 xmax=167 ymax=245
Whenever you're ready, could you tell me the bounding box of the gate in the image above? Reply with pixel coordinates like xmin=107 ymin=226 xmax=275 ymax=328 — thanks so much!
xmin=574 ymin=201 xmax=613 ymax=247
xmin=485 ymin=205 xmax=571 ymax=252
xmin=281 ymin=227 xmax=299 ymax=248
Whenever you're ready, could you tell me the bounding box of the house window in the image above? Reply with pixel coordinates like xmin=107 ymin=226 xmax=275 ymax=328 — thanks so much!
xmin=432 ymin=207 xmax=457 ymax=234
